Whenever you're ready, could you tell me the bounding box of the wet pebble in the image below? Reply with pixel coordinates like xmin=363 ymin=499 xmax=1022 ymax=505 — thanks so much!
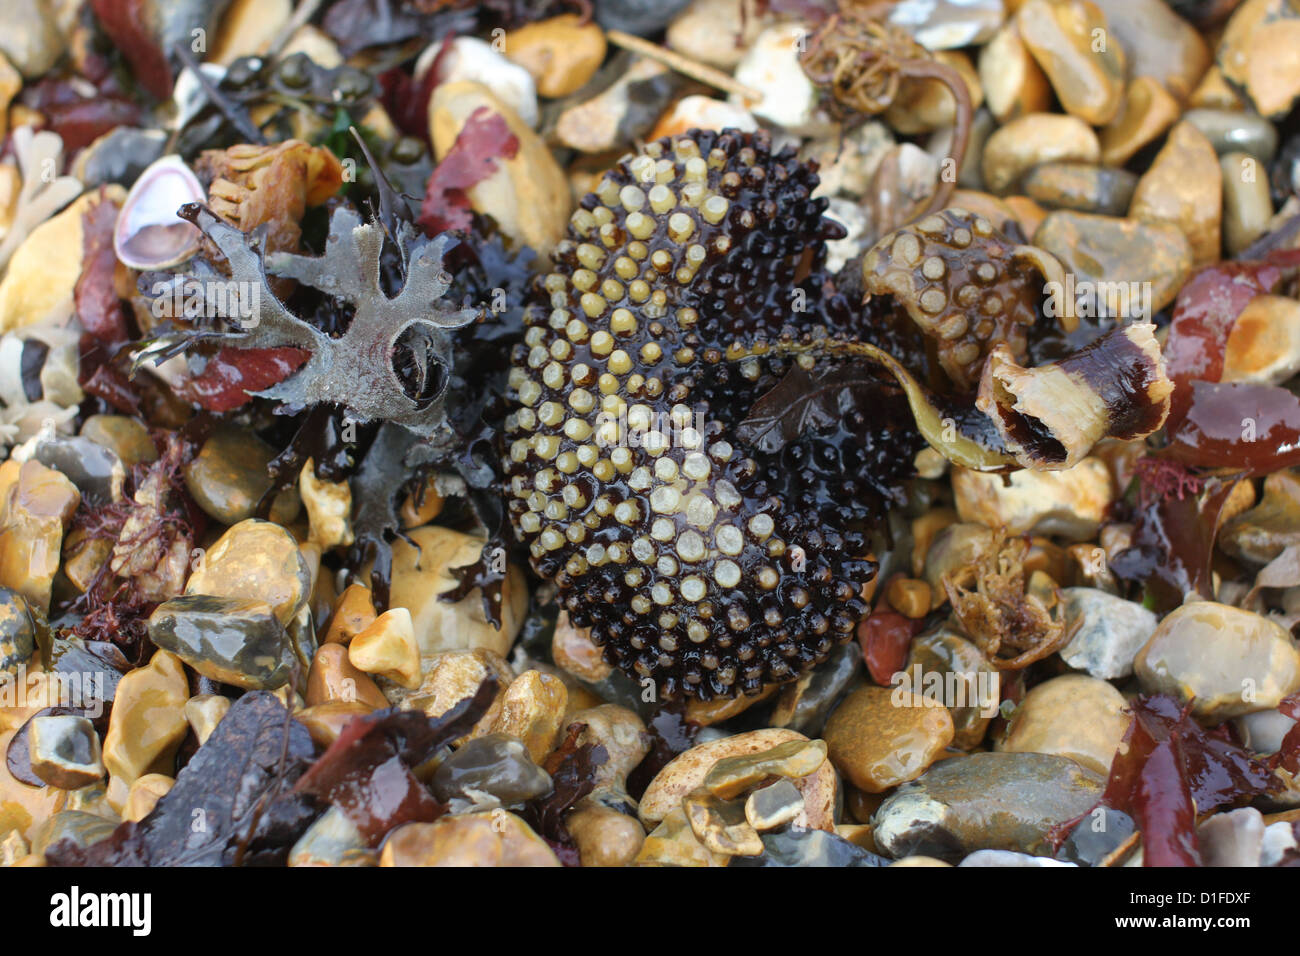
xmin=0 ymin=0 xmax=64 ymax=77
xmin=634 ymin=805 xmax=729 ymax=866
xmin=185 ymin=519 xmax=311 ymax=626
xmin=504 ymin=14 xmax=607 ymax=99
xmin=1018 ymin=0 xmax=1126 ymax=125
xmin=305 ymin=643 xmax=390 ymax=710
xmin=298 ymin=458 xmax=352 ymax=550
xmin=648 ymin=95 xmax=757 ymax=141
xmin=149 ymin=595 xmax=294 ymax=691
xmin=1129 ymin=120 xmax=1223 ymax=266
xmin=349 ymin=608 xmax=421 ymax=690
xmin=1092 ymin=0 xmax=1211 ymax=103
xmin=904 ymin=628 xmax=999 ymax=748
xmin=770 ymin=642 xmax=864 ymax=736
xmin=288 ymin=804 xmax=374 ymax=867
xmin=1184 ymin=108 xmax=1280 ymax=163
xmin=952 ymin=458 xmax=1112 ymax=540
xmin=1057 ymin=805 xmax=1136 ymax=865
xmin=0 ymin=586 xmax=35 ymax=680
xmin=380 ymin=813 xmax=560 ymax=866
xmin=979 ymin=23 xmax=1052 ymax=123
xmin=183 ymin=694 xmax=230 ymax=747
xmin=1219 ymin=470 xmax=1300 ymax=565
xmin=490 ymin=670 xmax=568 ymax=764
xmin=1022 ymin=163 xmax=1137 ymax=216
xmin=998 ymin=674 xmax=1129 ymax=775
xmin=982 ymin=113 xmax=1100 ymax=194
xmin=0 ymin=459 xmax=80 ymax=614
xmin=395 ymin=649 xmax=514 ymax=743
xmin=554 ymin=57 xmax=680 ymax=153
xmin=1216 ymin=0 xmax=1300 ymax=117
xmin=79 ymin=416 xmax=157 ymax=469
xmin=551 ymin=611 xmax=612 ymax=683
xmin=183 ymin=425 xmax=297 ymax=526
xmin=30 ymin=809 xmax=117 ymax=857
xmin=1221 ymin=151 xmax=1275 ymax=256
xmin=824 ymin=686 xmax=955 ymax=793
xmin=122 ymin=773 xmax=173 ymax=823
xmin=101 ymin=649 xmax=189 ymax=788
xmin=568 ymin=704 xmax=650 ymax=790
xmin=1261 ymin=820 xmax=1299 ymax=866
xmin=1219 ymin=294 xmax=1300 ymax=386
xmin=1099 ymin=76 xmax=1181 ymax=168
xmin=27 ymin=715 xmax=103 ymax=790
xmin=430 ymin=732 xmax=552 ymax=807
xmin=730 ymin=827 xmax=889 ymax=867
xmin=1199 ymin=807 xmax=1266 ymax=867
xmin=1060 ymin=587 xmax=1158 ymax=679
xmin=421 ymin=36 xmax=538 ymax=127
xmin=744 ymin=778 xmax=805 ymax=831
xmin=566 ymin=804 xmax=645 ymax=867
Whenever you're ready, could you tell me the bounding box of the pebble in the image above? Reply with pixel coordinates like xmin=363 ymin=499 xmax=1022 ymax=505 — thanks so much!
xmin=387 ymin=525 xmax=528 ymax=659
xmin=380 ymin=813 xmax=561 ymax=866
xmin=554 ymin=57 xmax=680 ymax=153
xmin=1221 ymin=151 xmax=1275 ymax=256
xmin=1091 ymin=0 xmax=1211 ymax=103
xmin=684 ymin=684 xmax=777 ymax=728
xmin=288 ymin=804 xmax=373 ymax=867
xmin=396 ymin=649 xmax=514 ymax=743
xmin=635 ymin=805 xmax=729 ymax=866
xmin=305 ymin=643 xmax=390 ymax=710
xmin=952 ymin=458 xmax=1112 ymax=541
xmin=0 ymin=726 xmax=67 ymax=842
xmin=295 ymin=701 xmax=374 ymax=748
xmin=183 ymin=425 xmax=297 ymax=526
xmin=148 ymin=595 xmax=295 ymax=691
xmin=122 ymin=773 xmax=173 ymax=823
xmin=666 ymin=0 xmax=770 ymax=69
xmin=0 ymin=459 xmax=80 ymax=614
xmin=904 ymin=629 xmax=999 ymax=749
xmin=647 ymin=96 xmax=758 ymax=141
xmin=824 ymin=686 xmax=955 ymax=793
xmin=730 ymin=827 xmax=889 ymax=867
xmin=1220 ymin=470 xmax=1300 ymax=565
xmin=683 ymin=788 xmax=764 ymax=856
xmin=1059 ymin=587 xmax=1158 ymax=679
xmin=1017 ymin=0 xmax=1126 ymax=125
xmin=1261 ymin=820 xmax=1299 ymax=866
xmin=430 ymin=733 xmax=553 ymax=807
xmin=1199 ymin=807 xmax=1266 ymax=867
xmin=888 ymin=0 xmax=1006 ymax=50
xmin=399 ymin=476 xmax=444 ymax=529
xmin=183 ymin=694 xmax=230 ymax=747
xmin=823 ymin=197 xmax=870 ymax=274
xmin=1184 ymin=108 xmax=1280 ymax=164
xmin=730 ymin=24 xmax=833 ymax=136
xmin=1057 ymin=805 xmax=1136 ymax=864
xmin=551 ymin=611 xmax=612 ymax=683
xmin=422 ymin=36 xmax=539 ymax=128
xmin=979 ymin=23 xmax=1052 ymax=123
xmin=298 ymin=459 xmax=352 ymax=550
xmin=868 ymin=143 xmax=941 ymax=236
xmin=31 ymin=809 xmax=117 ymax=857
xmin=0 ymin=0 xmax=64 ymax=77
xmin=1033 ymin=211 xmax=1192 ymax=314
xmin=566 ymin=804 xmax=645 ymax=867
xmin=504 ymin=14 xmax=607 ymax=99
xmin=1216 ymin=0 xmax=1300 ymax=117
xmin=490 ymin=670 xmax=568 ymax=764
xmin=348 ymin=608 xmax=421 ymax=690
xmin=1234 ymin=706 xmax=1297 ymax=753
xmin=322 ymin=582 xmax=377 ymax=646
xmin=208 ymin=0 xmax=291 ymax=64
xmin=922 ymin=523 xmax=995 ymax=598
xmin=770 ymin=642 xmax=864 ymax=736
xmin=1129 ymin=121 xmax=1223 ymax=267
xmin=101 ymin=649 xmax=189 ymax=787
xmin=998 ymin=674 xmax=1129 ymax=774
xmin=185 ymin=519 xmax=311 ymax=626
xmin=1135 ymin=601 xmax=1300 ymax=719
xmin=595 ymin=0 xmax=694 ymax=36
xmin=873 ymin=752 xmax=1105 ymax=861
xmin=0 ymin=586 xmax=35 ymax=680
xmin=744 ymin=778 xmax=805 ymax=831
xmin=27 ymin=433 xmax=125 ymax=505
xmin=1220 ymin=295 xmax=1300 ymax=386
xmin=429 ymin=82 xmax=570 ymax=255
xmin=568 ymin=705 xmax=650 ymax=790
xmin=639 ymin=729 xmax=837 ymax=831
xmin=79 ymin=416 xmax=157 ymax=469
xmin=1022 ymin=163 xmax=1137 ymax=216
xmin=704 ymin=738 xmax=829 ymax=799
xmin=981 ymin=113 xmax=1100 ymax=194
xmin=1099 ymin=76 xmax=1181 ymax=168
xmin=27 ymin=715 xmax=103 ymax=789
xmin=959 ymin=849 xmax=1077 ymax=866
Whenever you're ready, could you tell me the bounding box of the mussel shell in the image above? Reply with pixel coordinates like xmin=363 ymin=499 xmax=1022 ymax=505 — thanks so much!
xmin=113 ymin=154 xmax=206 ymax=271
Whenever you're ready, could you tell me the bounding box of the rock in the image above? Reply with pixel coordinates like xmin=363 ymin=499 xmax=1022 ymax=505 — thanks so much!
xmin=770 ymin=642 xmax=864 ymax=736
xmin=981 ymin=113 xmax=1100 ymax=194
xmin=683 ymin=788 xmax=764 ymax=856
xmin=1221 ymin=151 xmax=1275 ymax=256
xmin=288 ymin=804 xmax=374 ymax=867
xmin=684 ymin=684 xmax=778 ymax=728
xmin=1261 ymin=820 xmax=1299 ymax=866
xmin=1033 ymin=211 xmax=1192 ymax=314
xmin=1018 ymin=0 xmax=1126 ymax=125
xmin=704 ymin=738 xmax=829 ymax=799
xmin=490 ymin=670 xmax=567 ymax=764
xmin=396 ymin=649 xmax=514 ymax=743
xmin=890 ymin=854 xmax=953 ymax=866
xmin=1199 ymin=807 xmax=1266 ymax=866
xmin=1234 ymin=706 xmax=1297 ymax=753
xmin=72 ymin=126 xmax=168 ymax=191
xmin=648 ymin=95 xmax=758 ymax=140
xmin=1091 ymin=0 xmax=1211 ymax=103
xmin=1220 ymin=469 xmax=1300 ymax=565
xmin=298 ymin=458 xmax=352 ymax=550
xmin=148 ymin=595 xmax=295 ymax=690
xmin=185 ymin=519 xmax=311 ymax=627
xmin=1220 ymin=294 xmax=1300 ymax=385
xmin=888 ymin=0 xmax=1005 ymax=50
xmin=730 ymin=827 xmax=890 ymax=867
xmin=348 ymin=608 xmax=421 ymax=690
xmin=554 ymin=56 xmax=680 ymax=153
xmin=27 ymin=714 xmax=103 ymax=789
xmin=208 ymin=0 xmax=290 ymax=64
xmin=923 ymin=523 xmax=996 ymax=597
xmin=0 ymin=459 xmax=80 ymax=613
xmin=387 ymin=525 xmax=528 ymax=659
xmin=0 ymin=0 xmax=64 ymax=78
xmin=1099 ymin=76 xmax=1181 ymax=168
xmin=122 ymin=773 xmax=173 ymax=823
xmin=27 ymin=433 xmax=125 ymax=505
xmin=959 ymin=849 xmax=1077 ymax=866
xmin=1183 ymin=109 xmax=1279 ymax=164
xmin=551 ymin=610 xmax=612 ymax=682
xmin=430 ymin=733 xmax=552 ymax=807
xmin=79 ymin=415 xmax=157 ymax=469
xmin=504 ymin=14 xmax=607 ymax=98
xmin=566 ymin=804 xmax=645 ymax=866
xmin=0 ymin=586 xmax=36 ymax=679
xmin=667 ymin=0 xmax=770 ymax=69
xmin=305 ymin=643 xmax=390 ymax=710
xmin=979 ymin=23 xmax=1053 ymax=123
xmin=1022 ymin=163 xmax=1137 ymax=216
xmin=997 ymin=674 xmax=1129 ymax=775
xmin=744 ymin=778 xmax=805 ymax=831
xmin=1190 ymin=63 xmax=1244 ymax=109
xmin=185 ymin=427 xmax=299 ymax=527
xmin=294 ymin=700 xmax=373 ymax=748
xmin=183 ymin=694 xmax=230 ymax=747
xmin=1129 ymin=120 xmax=1222 ymax=267
xmin=952 ymin=458 xmax=1112 ymax=540
xmin=873 ymin=752 xmax=1105 ymax=861
xmin=1059 ymin=587 xmax=1158 ymax=679
xmin=635 ymin=805 xmax=729 ymax=866
xmin=568 ymin=704 xmax=650 ymax=790
xmin=429 ymin=81 xmax=570 ymax=256
xmin=322 ymin=582 xmax=376 ymax=646
xmin=30 ymin=809 xmax=117 ymax=857
xmin=1135 ymin=601 xmax=1300 ymax=720
xmin=0 ymin=53 xmax=15 ymax=139
xmin=101 ymin=649 xmax=189 ymax=787
xmin=1217 ymin=0 xmax=1300 ymax=117
xmin=639 ymin=729 xmax=836 ymax=831
xmin=730 ymin=24 xmax=832 ymax=136
xmin=595 ymin=0 xmax=693 ymax=35
xmin=380 ymin=813 xmax=561 ymax=866
xmin=422 ymin=36 xmax=538 ymax=127
xmin=1057 ymin=805 xmax=1136 ymax=864
xmin=904 ymin=629 xmax=999 ymax=749
xmin=824 ymin=686 xmax=955 ymax=793
xmin=0 ymin=726 xmax=67 ymax=842
xmin=868 ymin=143 xmax=941 ymax=235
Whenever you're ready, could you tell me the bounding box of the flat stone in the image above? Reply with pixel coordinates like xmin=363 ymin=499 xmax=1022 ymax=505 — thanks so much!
xmin=998 ymin=674 xmax=1129 ymax=775
xmin=149 ymin=595 xmax=294 ymax=690
xmin=1183 ymin=108 xmax=1280 ymax=163
xmin=28 ymin=714 xmax=104 ymax=789
xmin=1220 ymin=295 xmax=1300 ymax=386
xmin=824 ymin=685 xmax=955 ymax=793
xmin=186 ymin=518 xmax=312 ymax=626
xmin=980 ymin=22 xmax=1053 ymax=123
xmin=380 ymin=813 xmax=560 ymax=866
xmin=1221 ymin=151 xmax=1275 ymax=256
xmin=430 ymin=732 xmax=552 ymax=807
xmin=1099 ymin=76 xmax=1181 ymax=168
xmin=1135 ymin=601 xmax=1300 ymax=720
xmin=744 ymin=778 xmax=805 ymax=831
xmin=952 ymin=458 xmax=1112 ymax=540
xmin=1018 ymin=0 xmax=1126 ymax=125
xmin=1091 ymin=0 xmax=1211 ymax=102
xmin=504 ymin=14 xmax=607 ymax=98
xmin=349 ymin=607 xmax=421 ymax=690
xmin=101 ymin=649 xmax=189 ymax=787
xmin=1129 ymin=120 xmax=1223 ymax=267
xmin=490 ymin=669 xmax=567 ymax=764
xmin=1220 ymin=470 xmax=1300 ymax=565
xmin=982 ymin=113 xmax=1100 ymax=194
xmin=1060 ymin=587 xmax=1158 ymax=679
xmin=904 ymin=628 xmax=999 ymax=748
xmin=1022 ymin=162 xmax=1137 ymax=216
xmin=183 ymin=425 xmax=297 ymax=526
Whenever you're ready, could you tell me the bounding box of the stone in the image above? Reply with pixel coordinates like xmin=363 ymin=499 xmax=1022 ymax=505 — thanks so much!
xmin=873 ymin=751 xmax=1105 ymax=861
xmin=288 ymin=804 xmax=374 ymax=867
xmin=380 ymin=813 xmax=561 ymax=866
xmin=27 ymin=433 xmax=125 ymax=505
xmin=295 ymin=700 xmax=374 ymax=748
xmin=959 ymin=849 xmax=1077 ymax=866
xmin=430 ymin=733 xmax=552 ymax=807
xmin=666 ymin=0 xmax=770 ymax=69
xmin=101 ymin=649 xmax=189 ymax=787
xmin=1135 ymin=601 xmax=1300 ymax=720
xmin=1059 ymin=587 xmax=1158 ymax=679
xmin=0 ymin=726 xmax=67 ymax=842
xmin=1219 ymin=294 xmax=1300 ymax=386
xmin=396 ymin=649 xmax=514 ymax=743
xmin=1033 ymin=211 xmax=1192 ymax=314
xmin=595 ymin=0 xmax=693 ymax=35
xmin=387 ymin=525 xmax=529 ymax=659
xmin=868 ymin=143 xmax=941 ymax=235
xmin=79 ymin=415 xmax=157 ymax=468
xmin=551 ymin=611 xmax=612 ymax=682
xmin=704 ymin=738 xmax=829 ymax=800
xmin=429 ymin=81 xmax=570 ymax=256
xmin=1018 ymin=0 xmax=1126 ymax=125
xmin=322 ymin=582 xmax=377 ymax=645
xmin=182 ymin=425 xmax=296 ymax=526
xmin=1261 ymin=820 xmax=1299 ymax=866
xmin=888 ymin=0 xmax=1005 ymax=50
xmin=635 ymin=805 xmax=729 ymax=866
xmin=1022 ymin=163 xmax=1137 ymax=216
xmin=923 ymin=523 xmax=996 ymax=597
xmin=566 ymin=804 xmax=645 ymax=867
xmin=1190 ymin=64 xmax=1245 ymax=109
xmin=1184 ymin=109 xmax=1280 ymax=164
xmin=683 ymin=788 xmax=764 ymax=856
xmin=422 ymin=36 xmax=538 ymax=127
xmin=952 ymin=458 xmax=1112 ymax=540
xmin=824 ymin=686 xmax=955 ymax=793
xmin=770 ymin=642 xmax=864 ymax=736
xmin=684 ymin=684 xmax=777 ymax=728
xmin=1091 ymin=0 xmax=1211 ymax=103
xmin=0 ymin=586 xmax=36 ymax=680
xmin=490 ymin=670 xmax=567 ymax=764
xmin=1057 ymin=805 xmax=1136 ymax=864
xmin=640 ymin=729 xmax=837 ymax=831
xmin=0 ymin=459 xmax=80 ymax=613
xmin=730 ymin=24 xmax=833 ymax=136
xmin=183 ymin=694 xmax=231 ymax=747
xmin=1099 ymin=76 xmax=1181 ymax=168
xmin=568 ymin=704 xmax=649 ymax=790
xmin=27 ymin=714 xmax=103 ymax=789
xmin=886 ymin=577 xmax=933 ymax=619
xmin=554 ymin=56 xmax=680 ymax=153
xmin=730 ymin=827 xmax=889 ymax=867
xmin=890 ymin=855 xmax=953 ymax=866
xmin=1221 ymin=151 xmax=1275 ymax=256
xmin=981 ymin=113 xmax=1100 ymax=194
xmin=979 ymin=23 xmax=1052 ymax=123
xmin=299 ymin=458 xmax=352 ymax=550
xmin=1220 ymin=469 xmax=1300 ymax=565
xmin=0 ymin=0 xmax=64 ymax=77
xmin=998 ymin=674 xmax=1129 ymax=774
xmin=648 ymin=96 xmax=758 ymax=141
xmin=349 ymin=608 xmax=421 ymax=690
xmin=148 ymin=595 xmax=295 ymax=690
xmin=185 ymin=519 xmax=311 ymax=626
xmin=904 ymin=629 xmax=999 ymax=749
xmin=399 ymin=477 xmax=443 ymax=529
xmin=305 ymin=643 xmax=390 ymax=710
xmin=504 ymin=14 xmax=607 ymax=98
xmin=744 ymin=778 xmax=805 ymax=831
xmin=30 ymin=809 xmax=117 ymax=857
xmin=1199 ymin=807 xmax=1266 ymax=867
xmin=1234 ymin=707 xmax=1297 ymax=754
xmin=1216 ymin=0 xmax=1300 ymax=117
xmin=1129 ymin=121 xmax=1222 ymax=267
xmin=209 ymin=0 xmax=290 ymax=64
xmin=0 ymin=53 xmax=16 ymax=139
xmin=122 ymin=773 xmax=173 ymax=823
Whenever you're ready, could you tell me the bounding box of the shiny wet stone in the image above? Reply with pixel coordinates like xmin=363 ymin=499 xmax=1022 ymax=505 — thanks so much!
xmin=148 ymin=594 xmax=295 ymax=690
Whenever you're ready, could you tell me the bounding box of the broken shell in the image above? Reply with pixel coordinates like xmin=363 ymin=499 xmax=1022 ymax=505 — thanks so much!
xmin=113 ymin=155 xmax=205 ymax=271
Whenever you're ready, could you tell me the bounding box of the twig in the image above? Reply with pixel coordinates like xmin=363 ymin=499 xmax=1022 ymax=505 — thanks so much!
xmin=605 ymin=29 xmax=762 ymax=102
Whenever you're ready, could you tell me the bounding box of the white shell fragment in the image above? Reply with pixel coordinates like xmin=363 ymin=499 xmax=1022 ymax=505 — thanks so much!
xmin=114 ymin=155 xmax=206 ymax=271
